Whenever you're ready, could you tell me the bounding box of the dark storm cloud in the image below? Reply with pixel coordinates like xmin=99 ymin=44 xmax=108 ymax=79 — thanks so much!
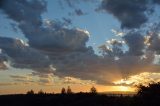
xmin=99 ymin=0 xmax=149 ymax=29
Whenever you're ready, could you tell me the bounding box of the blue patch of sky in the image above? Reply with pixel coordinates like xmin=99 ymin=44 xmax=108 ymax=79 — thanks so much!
xmin=0 ymin=11 xmax=26 ymax=41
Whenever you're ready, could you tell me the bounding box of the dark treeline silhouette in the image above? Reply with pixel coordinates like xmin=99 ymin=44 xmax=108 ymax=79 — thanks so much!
xmin=61 ymin=86 xmax=73 ymax=94
xmin=1 ymin=84 xmax=160 ymax=106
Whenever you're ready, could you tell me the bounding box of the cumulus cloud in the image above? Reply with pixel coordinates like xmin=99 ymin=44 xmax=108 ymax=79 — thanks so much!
xmin=147 ymin=23 xmax=160 ymax=54
xmin=0 ymin=36 xmax=52 ymax=73
xmin=0 ymin=0 xmax=90 ymax=52
xmin=0 ymin=0 xmax=160 ymax=86
xmin=98 ymin=0 xmax=160 ymax=29
xmin=123 ymin=31 xmax=145 ymax=56
xmin=111 ymin=29 xmax=125 ymax=37
xmin=99 ymin=0 xmax=149 ymax=29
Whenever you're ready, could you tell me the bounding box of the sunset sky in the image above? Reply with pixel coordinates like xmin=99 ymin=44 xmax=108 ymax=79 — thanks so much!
xmin=1 ymin=0 xmax=160 ymax=94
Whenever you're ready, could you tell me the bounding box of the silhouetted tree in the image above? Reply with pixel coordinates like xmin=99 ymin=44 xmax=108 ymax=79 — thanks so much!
xmin=137 ymin=82 xmax=160 ymax=97
xmin=136 ymin=82 xmax=160 ymax=105
xmin=90 ymin=86 xmax=97 ymax=94
xmin=38 ymin=89 xmax=45 ymax=95
xmin=67 ymin=86 xmax=72 ymax=94
xmin=61 ymin=87 xmax=66 ymax=94
xmin=26 ymin=89 xmax=34 ymax=95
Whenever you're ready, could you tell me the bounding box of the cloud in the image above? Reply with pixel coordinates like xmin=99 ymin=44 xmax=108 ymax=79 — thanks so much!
xmin=111 ymin=29 xmax=125 ymax=37
xmin=62 ymin=17 xmax=72 ymax=25
xmin=99 ymin=0 xmax=149 ymax=29
xmin=74 ymin=9 xmax=86 ymax=16
xmin=0 ymin=82 xmax=18 ymax=86
xmin=98 ymin=0 xmax=160 ymax=29
xmin=10 ymin=75 xmax=28 ymax=79
xmin=38 ymin=77 xmax=53 ymax=86
xmin=59 ymin=0 xmax=98 ymax=9
xmin=123 ymin=31 xmax=145 ymax=56
xmin=25 ymin=26 xmax=90 ymax=52
xmin=114 ymin=72 xmax=160 ymax=86
xmin=62 ymin=77 xmax=95 ymax=85
xmin=0 ymin=0 xmax=99 ymax=82
xmin=153 ymin=0 xmax=160 ymax=4
xmin=0 ymin=51 xmax=8 ymax=70
xmin=1 ymin=0 xmax=160 ymax=86
xmin=59 ymin=0 xmax=95 ymax=16
xmin=10 ymin=75 xmax=35 ymax=84
xmin=146 ymin=23 xmax=160 ymax=54
xmin=10 ymin=23 xmax=18 ymax=33
xmin=0 ymin=36 xmax=52 ymax=73
xmin=98 ymin=35 xmax=158 ymax=78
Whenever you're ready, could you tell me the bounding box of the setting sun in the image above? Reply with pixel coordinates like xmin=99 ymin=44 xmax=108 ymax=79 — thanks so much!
xmin=119 ymin=86 xmax=130 ymax=92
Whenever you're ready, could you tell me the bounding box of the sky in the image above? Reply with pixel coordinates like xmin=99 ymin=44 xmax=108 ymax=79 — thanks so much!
xmin=0 ymin=0 xmax=160 ymax=94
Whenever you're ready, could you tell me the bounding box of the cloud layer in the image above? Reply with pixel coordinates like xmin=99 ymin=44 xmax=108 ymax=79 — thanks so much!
xmin=0 ymin=0 xmax=160 ymax=85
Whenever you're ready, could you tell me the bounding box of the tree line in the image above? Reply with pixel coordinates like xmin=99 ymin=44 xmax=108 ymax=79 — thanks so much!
xmin=27 ymin=86 xmax=97 ymax=95
xmin=1 ymin=82 xmax=160 ymax=106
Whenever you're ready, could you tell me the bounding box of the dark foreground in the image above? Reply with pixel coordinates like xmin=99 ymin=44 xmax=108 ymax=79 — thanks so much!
xmin=0 ymin=93 xmax=160 ymax=106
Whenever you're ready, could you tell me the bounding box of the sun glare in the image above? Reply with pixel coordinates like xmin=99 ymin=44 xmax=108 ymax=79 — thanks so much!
xmin=119 ymin=86 xmax=130 ymax=92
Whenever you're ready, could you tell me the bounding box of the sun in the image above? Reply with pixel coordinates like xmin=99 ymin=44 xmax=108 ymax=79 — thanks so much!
xmin=119 ymin=86 xmax=130 ymax=92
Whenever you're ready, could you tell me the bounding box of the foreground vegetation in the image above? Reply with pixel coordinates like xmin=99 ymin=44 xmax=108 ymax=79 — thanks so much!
xmin=0 ymin=83 xmax=160 ymax=106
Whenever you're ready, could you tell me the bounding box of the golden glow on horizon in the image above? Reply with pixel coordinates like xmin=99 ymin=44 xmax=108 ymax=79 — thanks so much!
xmin=119 ymin=86 xmax=130 ymax=92
xmin=115 ymin=72 xmax=160 ymax=85
xmin=1 ymin=72 xmax=160 ymax=94
xmin=114 ymin=79 xmax=133 ymax=85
